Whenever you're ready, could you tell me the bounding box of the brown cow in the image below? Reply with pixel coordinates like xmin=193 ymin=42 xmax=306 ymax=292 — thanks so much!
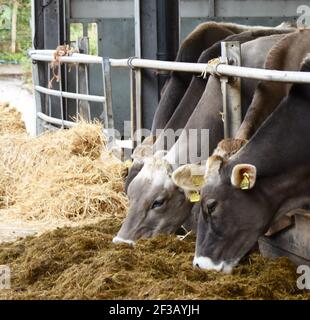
xmin=151 ymin=21 xmax=293 ymax=133
xmin=212 ymin=29 xmax=310 ymax=160
xmin=237 ymin=29 xmax=310 ymax=141
xmin=125 ymin=28 xmax=293 ymax=192
xmin=114 ymin=32 xmax=289 ymax=245
xmin=191 ymin=56 xmax=310 ymax=272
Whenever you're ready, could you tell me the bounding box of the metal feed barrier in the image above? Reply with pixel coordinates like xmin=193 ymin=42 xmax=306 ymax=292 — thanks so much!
xmin=29 ymin=43 xmax=310 ymax=149
xmin=29 ymin=50 xmax=113 ymax=134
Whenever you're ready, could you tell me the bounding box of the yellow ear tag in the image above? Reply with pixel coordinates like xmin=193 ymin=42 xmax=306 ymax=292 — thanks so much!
xmin=191 ymin=175 xmax=204 ymax=187
xmin=188 ymin=191 xmax=201 ymax=203
xmin=124 ymin=160 xmax=133 ymax=168
xmin=240 ymin=172 xmax=250 ymax=190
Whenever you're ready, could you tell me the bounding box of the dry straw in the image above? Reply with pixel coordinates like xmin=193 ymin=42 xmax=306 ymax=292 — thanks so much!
xmin=0 ymin=102 xmax=128 ymax=224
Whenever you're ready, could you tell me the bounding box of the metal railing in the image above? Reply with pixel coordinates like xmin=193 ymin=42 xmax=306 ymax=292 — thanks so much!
xmin=30 ymin=50 xmax=310 ymax=83
xmin=29 ymin=49 xmax=114 ymax=139
xmin=29 ymin=45 xmax=310 ymax=148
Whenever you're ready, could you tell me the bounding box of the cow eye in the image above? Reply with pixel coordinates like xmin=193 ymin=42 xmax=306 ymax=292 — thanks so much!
xmin=206 ymin=199 xmax=217 ymax=215
xmin=151 ymin=198 xmax=165 ymax=210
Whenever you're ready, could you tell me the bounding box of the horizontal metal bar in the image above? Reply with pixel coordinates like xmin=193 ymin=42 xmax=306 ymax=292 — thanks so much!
xmin=109 ymin=58 xmax=207 ymax=73
xmin=37 ymin=112 xmax=76 ymax=128
xmin=29 ymin=50 xmax=310 ymax=83
xmin=216 ymin=64 xmax=310 ymax=83
xmin=29 ymin=50 xmax=103 ymax=64
xmin=109 ymin=58 xmax=310 ymax=84
xmin=35 ymin=85 xmax=105 ymax=103
xmin=114 ymin=139 xmax=134 ymax=149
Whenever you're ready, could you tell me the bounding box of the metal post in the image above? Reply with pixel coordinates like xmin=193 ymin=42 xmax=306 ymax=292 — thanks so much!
xmin=156 ymin=0 xmax=179 ymax=95
xmin=130 ymin=68 xmax=137 ymax=149
xmin=58 ymin=61 xmax=64 ymax=128
xmin=134 ymin=0 xmax=142 ymax=145
xmin=208 ymin=0 xmax=215 ymax=17
xmin=77 ymin=37 xmax=91 ymax=121
xmin=31 ymin=60 xmax=44 ymax=135
xmin=76 ymin=63 xmax=79 ymax=120
xmin=47 ymin=65 xmax=51 ymax=116
xmin=84 ymin=64 xmax=91 ymax=120
xmin=102 ymin=58 xmax=115 ymax=135
xmin=220 ymin=41 xmax=242 ymax=138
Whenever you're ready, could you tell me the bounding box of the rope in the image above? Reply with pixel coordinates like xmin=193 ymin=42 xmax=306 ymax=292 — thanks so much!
xmin=201 ymin=57 xmax=227 ymax=79
xmin=48 ymin=45 xmax=79 ymax=89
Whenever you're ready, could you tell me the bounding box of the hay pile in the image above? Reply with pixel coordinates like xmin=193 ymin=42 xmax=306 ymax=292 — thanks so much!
xmin=0 ymin=102 xmax=128 ymax=225
xmin=0 ymin=102 xmax=26 ymax=135
xmin=0 ymin=219 xmax=309 ymax=300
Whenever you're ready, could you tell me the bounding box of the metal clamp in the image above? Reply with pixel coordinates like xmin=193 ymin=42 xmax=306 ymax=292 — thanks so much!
xmin=127 ymin=56 xmax=137 ymax=70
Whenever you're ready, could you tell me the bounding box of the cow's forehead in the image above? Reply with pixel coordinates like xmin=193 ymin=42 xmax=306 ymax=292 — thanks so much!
xmin=129 ymin=158 xmax=174 ymax=196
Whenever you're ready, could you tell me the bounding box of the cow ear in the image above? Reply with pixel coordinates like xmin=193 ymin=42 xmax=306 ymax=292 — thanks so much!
xmin=231 ymin=164 xmax=257 ymax=190
xmin=131 ymin=135 xmax=156 ymax=161
xmin=142 ymin=135 xmax=156 ymax=146
xmin=172 ymin=164 xmax=206 ymax=202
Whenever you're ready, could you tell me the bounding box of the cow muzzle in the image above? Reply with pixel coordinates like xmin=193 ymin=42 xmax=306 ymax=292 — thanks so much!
xmin=112 ymin=236 xmax=135 ymax=246
xmin=193 ymin=256 xmax=236 ymax=274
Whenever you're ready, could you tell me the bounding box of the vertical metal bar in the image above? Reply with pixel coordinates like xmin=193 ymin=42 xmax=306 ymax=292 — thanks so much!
xmin=134 ymin=0 xmax=141 ymax=59
xmin=47 ymin=65 xmax=52 ymax=116
xmin=134 ymin=0 xmax=142 ymax=145
xmin=83 ymin=23 xmax=88 ymax=37
xmin=63 ymin=1 xmax=69 ymax=121
xmin=75 ymin=63 xmax=79 ymax=120
xmin=220 ymin=77 xmax=229 ymax=138
xmin=32 ymin=60 xmax=44 ymax=135
xmin=220 ymin=41 xmax=242 ymax=138
xmin=61 ymin=0 xmax=68 ymax=120
xmin=77 ymin=37 xmax=90 ymax=121
xmin=135 ymin=70 xmax=142 ymax=145
xmin=102 ymin=58 xmax=115 ymax=135
xmin=208 ymin=0 xmax=215 ymax=17
xmin=130 ymin=68 xmax=137 ymax=149
xmin=58 ymin=61 xmax=64 ymax=128
xmin=84 ymin=64 xmax=91 ymax=121
xmin=63 ymin=63 xmax=68 ymax=120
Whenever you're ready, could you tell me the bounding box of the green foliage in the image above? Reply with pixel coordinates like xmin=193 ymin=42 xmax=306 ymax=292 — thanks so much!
xmin=0 ymin=0 xmax=31 ymax=58
xmin=70 ymin=22 xmax=98 ymax=56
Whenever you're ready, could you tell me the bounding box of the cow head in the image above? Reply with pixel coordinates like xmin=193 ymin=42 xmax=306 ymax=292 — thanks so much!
xmin=173 ymin=138 xmax=273 ymax=273
xmin=114 ymin=138 xmax=248 ymax=245
xmin=191 ymin=155 xmax=274 ymax=273
xmin=113 ymin=154 xmax=196 ymax=244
